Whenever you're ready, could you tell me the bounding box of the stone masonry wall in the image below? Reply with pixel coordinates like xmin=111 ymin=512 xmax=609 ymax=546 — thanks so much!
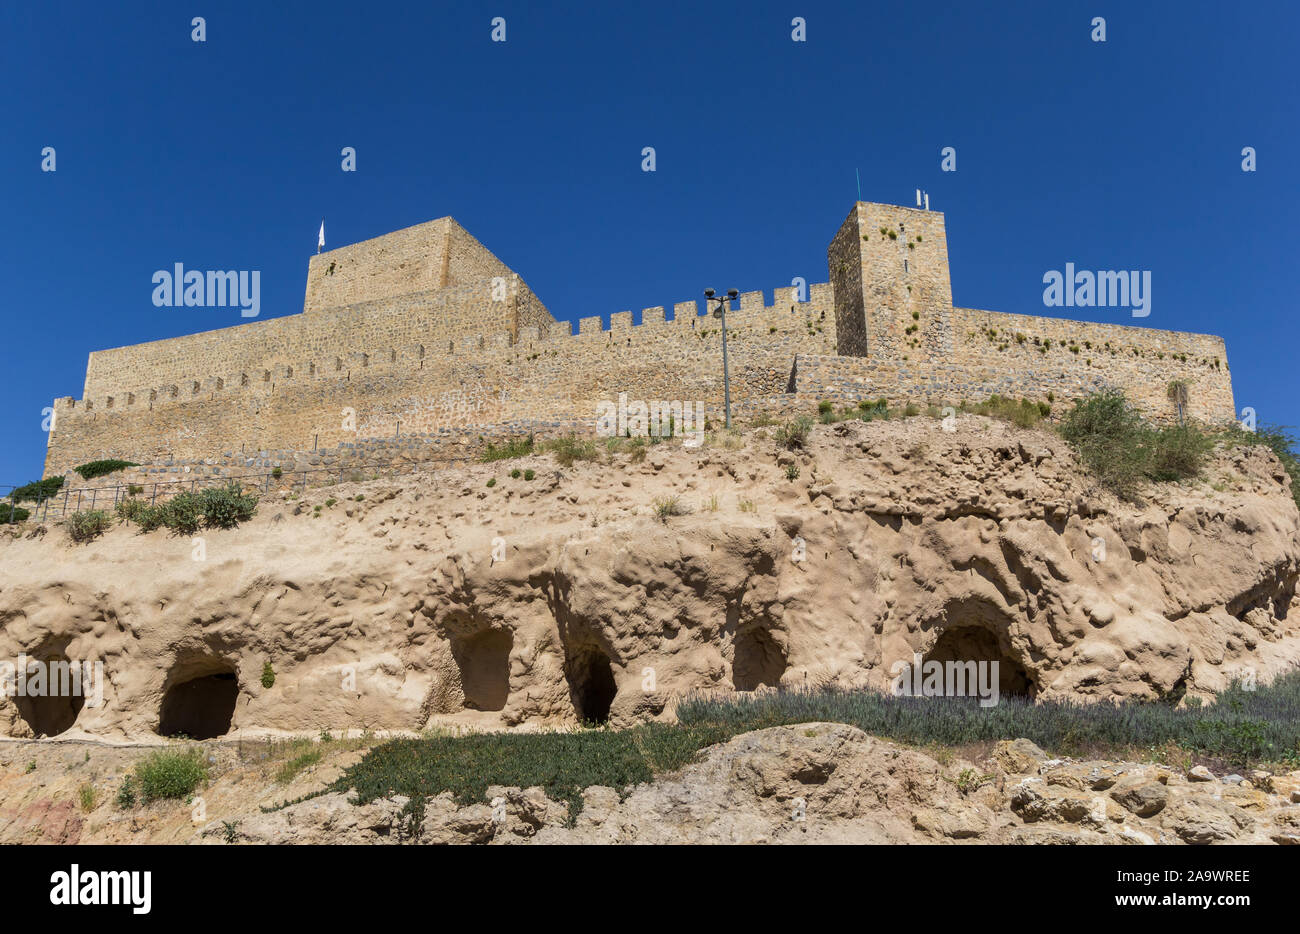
xmin=44 ymin=285 xmax=835 ymax=477
xmin=302 ymin=218 xmax=523 ymax=313
xmin=82 ymin=275 xmax=549 ymax=401
xmin=829 ymin=202 xmax=953 ymax=361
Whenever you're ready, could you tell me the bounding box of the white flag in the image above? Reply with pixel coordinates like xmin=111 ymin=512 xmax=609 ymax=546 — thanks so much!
xmin=317 ymin=220 xmax=325 ymax=252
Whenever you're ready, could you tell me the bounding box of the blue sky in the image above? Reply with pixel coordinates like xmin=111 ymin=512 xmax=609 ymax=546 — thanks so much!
xmin=2 ymin=0 xmax=1295 ymax=483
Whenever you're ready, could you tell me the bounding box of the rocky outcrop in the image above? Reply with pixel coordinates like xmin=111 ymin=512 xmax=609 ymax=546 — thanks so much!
xmin=195 ymin=725 xmax=1300 ymax=845
xmin=1 ymin=415 xmax=1297 ymax=740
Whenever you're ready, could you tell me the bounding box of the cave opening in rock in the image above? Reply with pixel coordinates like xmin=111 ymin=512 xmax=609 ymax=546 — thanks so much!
xmin=450 ymin=629 xmax=512 ymax=712
xmin=158 ymin=668 xmax=239 ymax=739
xmin=566 ymin=647 xmax=617 ymax=724
xmin=13 ymin=656 xmax=87 ymax=737
xmin=922 ymin=626 xmax=1034 ymax=698
xmin=732 ymin=627 xmax=787 ymax=691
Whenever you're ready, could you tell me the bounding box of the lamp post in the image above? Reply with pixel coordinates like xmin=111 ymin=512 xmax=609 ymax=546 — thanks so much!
xmin=704 ymin=288 xmax=738 ymax=429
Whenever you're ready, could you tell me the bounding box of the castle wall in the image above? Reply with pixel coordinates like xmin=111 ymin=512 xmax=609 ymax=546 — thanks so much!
xmin=44 ymin=286 xmax=836 ymax=477
xmin=82 ymin=275 xmax=550 ymax=401
xmin=41 ymin=202 xmax=1239 ymax=483
xmin=792 ymin=307 xmax=1233 ymax=424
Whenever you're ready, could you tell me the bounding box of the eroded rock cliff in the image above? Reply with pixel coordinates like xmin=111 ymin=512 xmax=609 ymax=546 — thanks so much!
xmin=1 ymin=415 xmax=1297 ymax=741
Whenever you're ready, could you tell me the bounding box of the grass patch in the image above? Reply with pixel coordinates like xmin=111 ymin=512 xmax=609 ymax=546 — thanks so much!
xmin=274 ymin=748 xmax=324 ymax=784
xmin=653 ymin=495 xmax=689 ymax=520
xmin=133 ymin=748 xmax=208 ymax=803
xmin=959 ymin=394 xmax=1047 ymax=429
xmin=540 ymin=436 xmax=599 ymax=466
xmin=480 ymin=435 xmax=535 ymax=462
xmin=328 ymin=723 xmax=736 ymax=826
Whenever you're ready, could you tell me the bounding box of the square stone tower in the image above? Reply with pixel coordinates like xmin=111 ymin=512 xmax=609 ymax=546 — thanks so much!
xmin=827 ymin=202 xmax=953 ymax=360
xmin=303 ymin=217 xmax=521 ymax=313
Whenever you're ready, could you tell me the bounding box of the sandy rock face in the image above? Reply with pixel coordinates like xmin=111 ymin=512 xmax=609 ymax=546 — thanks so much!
xmin=1 ymin=416 xmax=1298 ymax=740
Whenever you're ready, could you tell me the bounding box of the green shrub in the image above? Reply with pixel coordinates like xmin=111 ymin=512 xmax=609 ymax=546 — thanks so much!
xmin=1148 ymin=425 xmax=1213 ymax=481
xmin=11 ymin=476 xmax=63 ymax=504
xmin=127 ymin=484 xmax=144 ymax=495
xmin=323 ymin=723 xmax=737 ymax=827
xmin=261 ymin=661 xmax=276 ymax=689
xmin=541 ymin=436 xmax=598 ymax=467
xmin=74 ymin=459 xmax=138 ymax=480
xmin=65 ymin=510 xmax=111 ymax=543
xmin=134 ymin=504 xmax=168 ymax=532
xmin=134 ymin=748 xmax=208 ymax=803
xmin=115 ymin=498 xmax=152 ymax=526
xmin=486 ymin=478 xmax=496 ymax=488
xmin=523 ymin=469 xmax=535 ymax=481
xmin=785 ymin=463 xmax=800 ymax=480
xmin=1 ymin=503 xmax=30 ymax=524
xmin=817 ymin=400 xmax=833 ymax=415
xmin=775 ymin=417 xmax=813 ymax=450
xmin=1057 ymin=390 xmax=1150 ymax=499
xmin=510 ymin=468 xmax=521 ymax=479
xmin=481 ymin=435 xmax=535 ymax=462
xmin=271 ymin=466 xmax=282 ymax=479
xmin=162 ymin=491 xmax=203 ymax=535
xmin=116 ymin=776 xmax=137 ymax=809
xmin=198 ymin=483 xmax=258 ymax=529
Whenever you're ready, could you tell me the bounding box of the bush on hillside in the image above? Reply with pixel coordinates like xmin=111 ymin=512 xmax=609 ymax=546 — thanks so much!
xmin=1148 ymin=424 xmax=1214 ymax=482
xmin=134 ymin=748 xmax=208 ymax=803
xmin=11 ymin=476 xmax=63 ymax=504
xmin=1057 ymin=390 xmax=1152 ymax=499
xmin=775 ymin=417 xmax=813 ymax=450
xmin=198 ymin=483 xmax=258 ymax=529
xmin=65 ymin=509 xmax=111 ymax=543
xmin=160 ymin=491 xmax=203 ymax=535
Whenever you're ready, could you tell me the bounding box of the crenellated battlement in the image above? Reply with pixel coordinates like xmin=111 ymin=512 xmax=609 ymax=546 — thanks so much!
xmin=64 ymin=282 xmax=836 ymax=416
xmin=42 ymin=203 xmax=1236 ymax=479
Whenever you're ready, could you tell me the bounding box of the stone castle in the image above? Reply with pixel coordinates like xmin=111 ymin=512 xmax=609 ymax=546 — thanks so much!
xmin=43 ymin=200 xmax=1235 ymax=481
